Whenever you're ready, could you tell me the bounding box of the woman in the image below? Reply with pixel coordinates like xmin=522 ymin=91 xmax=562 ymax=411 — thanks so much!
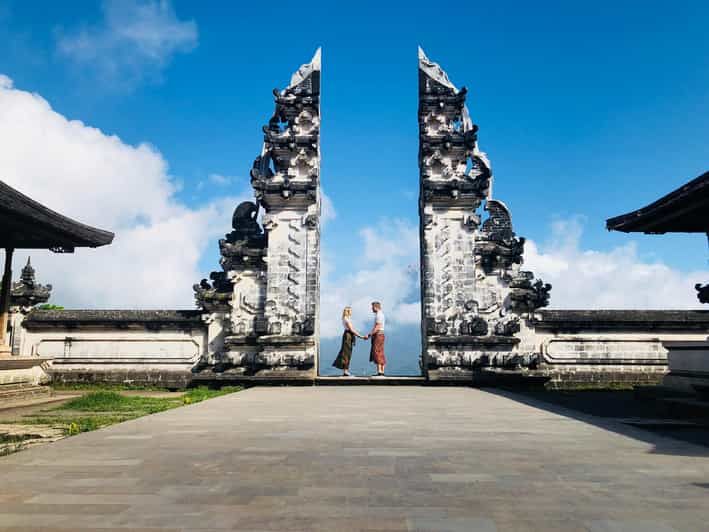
xmin=332 ymin=306 xmax=364 ymax=376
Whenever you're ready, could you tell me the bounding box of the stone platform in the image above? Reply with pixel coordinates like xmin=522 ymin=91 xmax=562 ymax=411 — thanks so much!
xmin=1 ymin=387 xmax=708 ymax=531
xmin=315 ymin=376 xmax=425 ymax=386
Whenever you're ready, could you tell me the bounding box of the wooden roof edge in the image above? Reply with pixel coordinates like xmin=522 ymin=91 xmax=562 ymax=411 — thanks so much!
xmin=606 ymin=170 xmax=709 ymax=233
xmin=0 ymin=179 xmax=114 ymax=248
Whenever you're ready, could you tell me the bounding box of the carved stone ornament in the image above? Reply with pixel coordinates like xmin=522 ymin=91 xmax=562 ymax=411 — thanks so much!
xmin=10 ymin=258 xmax=52 ymax=310
xmin=509 ymin=272 xmax=552 ymax=312
xmin=194 ymin=49 xmax=321 ymax=377
xmin=418 ymin=48 xmax=552 ymax=375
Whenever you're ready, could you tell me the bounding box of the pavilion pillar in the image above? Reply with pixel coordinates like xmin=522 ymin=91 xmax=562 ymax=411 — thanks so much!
xmin=0 ymin=247 xmax=14 ymax=356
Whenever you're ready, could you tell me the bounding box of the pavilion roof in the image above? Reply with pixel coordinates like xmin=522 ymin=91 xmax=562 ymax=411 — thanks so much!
xmin=606 ymin=171 xmax=709 ymax=234
xmin=0 ymin=180 xmax=114 ymax=251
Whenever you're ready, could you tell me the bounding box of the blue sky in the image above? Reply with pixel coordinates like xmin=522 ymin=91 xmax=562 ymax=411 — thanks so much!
xmin=1 ymin=0 xmax=707 ymax=374
xmin=3 ymin=1 xmax=708 ymax=269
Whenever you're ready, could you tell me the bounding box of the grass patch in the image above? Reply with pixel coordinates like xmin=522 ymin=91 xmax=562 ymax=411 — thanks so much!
xmin=1 ymin=386 xmax=242 ymax=437
xmin=51 ymin=383 xmax=173 ymax=392
xmin=60 ymin=391 xmax=177 ymax=413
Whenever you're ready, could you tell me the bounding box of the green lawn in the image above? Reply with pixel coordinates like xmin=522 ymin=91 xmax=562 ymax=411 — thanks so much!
xmin=1 ymin=386 xmax=241 ymax=438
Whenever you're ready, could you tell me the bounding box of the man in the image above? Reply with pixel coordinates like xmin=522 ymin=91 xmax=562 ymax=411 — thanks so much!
xmin=365 ymin=301 xmax=386 ymax=376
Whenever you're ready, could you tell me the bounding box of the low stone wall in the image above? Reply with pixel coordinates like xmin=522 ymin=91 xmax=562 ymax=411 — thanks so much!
xmin=528 ymin=310 xmax=709 ymax=387
xmin=662 ymin=340 xmax=709 ymax=393
xmin=21 ymin=310 xmax=206 ymax=389
xmin=0 ymin=358 xmax=50 ymax=386
xmin=13 ymin=308 xmax=709 ymax=388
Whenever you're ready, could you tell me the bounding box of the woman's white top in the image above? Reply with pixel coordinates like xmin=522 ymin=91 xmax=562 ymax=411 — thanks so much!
xmin=374 ymin=310 xmax=385 ymax=332
xmin=342 ymin=317 xmax=352 ymax=330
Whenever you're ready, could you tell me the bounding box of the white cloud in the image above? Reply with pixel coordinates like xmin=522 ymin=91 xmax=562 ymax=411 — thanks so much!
xmin=525 ymin=217 xmax=708 ymax=309
xmin=0 ymin=75 xmax=247 ymax=308
xmin=320 ymin=219 xmax=420 ymax=338
xmin=320 ymin=215 xmax=708 ymax=339
xmin=207 ymin=174 xmax=232 ymax=186
xmin=320 ymin=190 xmax=336 ymax=227
xmin=197 ymin=173 xmax=239 ymax=190
xmin=56 ymin=0 xmax=197 ymax=88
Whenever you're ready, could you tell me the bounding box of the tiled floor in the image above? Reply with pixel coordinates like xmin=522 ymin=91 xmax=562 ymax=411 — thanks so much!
xmin=1 ymin=386 xmax=708 ymax=531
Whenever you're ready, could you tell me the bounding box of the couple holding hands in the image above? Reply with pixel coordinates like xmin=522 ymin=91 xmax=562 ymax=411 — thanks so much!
xmin=332 ymin=301 xmax=387 ymax=377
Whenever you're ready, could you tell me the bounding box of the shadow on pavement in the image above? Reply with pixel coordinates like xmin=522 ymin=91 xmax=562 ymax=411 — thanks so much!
xmin=484 ymin=388 xmax=709 ymax=457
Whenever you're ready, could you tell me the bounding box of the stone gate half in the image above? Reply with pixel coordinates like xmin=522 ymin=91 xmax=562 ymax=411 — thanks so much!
xmin=417 ymin=48 xmax=551 ymax=381
xmin=194 ymin=49 xmax=322 ymax=381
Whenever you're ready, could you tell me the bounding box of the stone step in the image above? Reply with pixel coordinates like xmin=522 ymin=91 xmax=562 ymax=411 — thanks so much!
xmin=474 ymin=368 xmax=550 ymax=389
xmin=315 ymin=376 xmax=426 ymax=386
xmin=0 ymin=358 xmax=49 ymax=371
xmin=0 ymin=383 xmax=52 ymax=404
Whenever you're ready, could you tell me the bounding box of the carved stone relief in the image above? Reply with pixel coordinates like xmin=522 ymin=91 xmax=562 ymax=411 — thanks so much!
xmin=418 ymin=47 xmax=551 ymax=378
xmin=194 ymin=49 xmax=321 ymax=379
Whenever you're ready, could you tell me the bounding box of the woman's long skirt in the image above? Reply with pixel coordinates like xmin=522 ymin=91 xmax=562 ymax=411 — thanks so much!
xmin=369 ymin=333 xmax=386 ymax=365
xmin=332 ymin=330 xmax=355 ymax=370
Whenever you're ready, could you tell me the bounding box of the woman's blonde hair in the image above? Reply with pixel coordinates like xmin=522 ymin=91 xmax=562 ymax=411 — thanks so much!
xmin=342 ymin=306 xmax=352 ymax=319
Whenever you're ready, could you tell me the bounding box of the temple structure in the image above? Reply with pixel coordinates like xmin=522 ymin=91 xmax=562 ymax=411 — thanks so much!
xmin=193 ymin=49 xmax=322 ymax=381
xmin=9 ymin=50 xmax=709 ymax=389
xmin=0 ymin=180 xmax=112 ymax=400
xmin=607 ymin=171 xmax=709 ymax=395
xmin=8 ymin=258 xmax=52 ymax=356
xmin=417 ymin=48 xmax=551 ymax=380
xmin=0 ymin=180 xmax=113 ymax=357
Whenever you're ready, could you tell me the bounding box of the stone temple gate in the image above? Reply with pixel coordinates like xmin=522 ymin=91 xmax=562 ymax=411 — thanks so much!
xmin=193 ymin=49 xmax=322 ymax=380
xmin=191 ymin=48 xmax=551 ymax=381
xmin=417 ymin=48 xmax=551 ymax=381
xmin=16 ymin=49 xmax=708 ymax=388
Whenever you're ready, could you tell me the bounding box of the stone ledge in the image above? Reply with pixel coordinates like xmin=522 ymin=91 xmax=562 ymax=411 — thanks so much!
xmin=533 ymin=309 xmax=709 ymax=331
xmin=256 ymin=335 xmax=316 ymax=347
xmin=23 ymin=309 xmax=204 ymax=330
xmin=0 ymin=358 xmax=49 ymax=370
xmin=192 ymin=367 xmax=315 ymax=385
xmin=430 ymin=335 xmax=520 ymax=347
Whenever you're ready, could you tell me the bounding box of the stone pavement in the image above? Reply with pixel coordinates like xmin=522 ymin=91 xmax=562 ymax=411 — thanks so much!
xmin=1 ymin=386 xmax=708 ymax=531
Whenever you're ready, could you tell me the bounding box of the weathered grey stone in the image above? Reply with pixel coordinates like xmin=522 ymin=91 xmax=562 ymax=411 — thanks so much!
xmin=417 ymin=48 xmax=550 ymax=380
xmin=195 ymin=49 xmax=322 ymax=380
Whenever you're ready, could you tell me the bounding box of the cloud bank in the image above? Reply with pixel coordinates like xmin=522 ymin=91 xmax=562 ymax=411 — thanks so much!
xmin=56 ymin=0 xmax=197 ymax=88
xmin=0 ymin=75 xmax=244 ymax=308
xmin=525 ymin=217 xmax=708 ymax=309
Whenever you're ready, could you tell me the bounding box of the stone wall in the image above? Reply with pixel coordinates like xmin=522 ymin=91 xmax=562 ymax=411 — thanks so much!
xmin=14 ymin=308 xmax=709 ymax=387
xmin=20 ymin=310 xmax=205 ymax=388
xmin=528 ymin=310 xmax=709 ymax=387
xmin=661 ymin=339 xmax=709 ymax=393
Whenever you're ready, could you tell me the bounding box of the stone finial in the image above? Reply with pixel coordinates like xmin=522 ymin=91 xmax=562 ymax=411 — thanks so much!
xmin=11 ymin=257 xmax=52 ymax=309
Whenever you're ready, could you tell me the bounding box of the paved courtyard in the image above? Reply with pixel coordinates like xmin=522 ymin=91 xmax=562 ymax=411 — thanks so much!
xmin=1 ymin=386 xmax=708 ymax=531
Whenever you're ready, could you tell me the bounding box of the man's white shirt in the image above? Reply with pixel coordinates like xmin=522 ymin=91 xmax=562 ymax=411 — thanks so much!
xmin=374 ymin=310 xmax=385 ymax=332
